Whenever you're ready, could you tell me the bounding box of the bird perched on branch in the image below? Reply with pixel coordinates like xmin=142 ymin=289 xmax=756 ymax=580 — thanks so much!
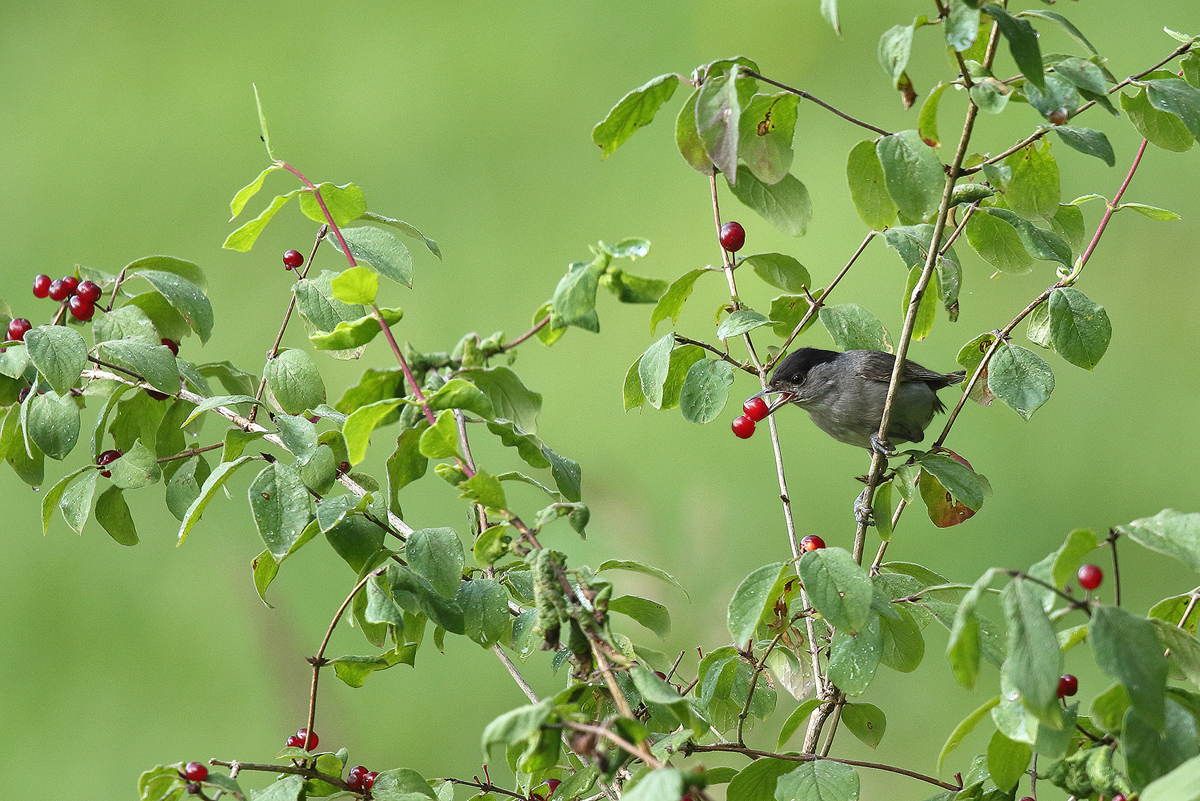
xmin=755 ymin=347 xmax=965 ymax=455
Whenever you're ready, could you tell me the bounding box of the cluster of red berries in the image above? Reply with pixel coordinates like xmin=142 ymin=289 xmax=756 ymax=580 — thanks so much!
xmin=732 ymin=396 xmax=770 ymax=439
xmin=286 ymin=727 xmax=319 ymax=750
xmin=346 ymin=764 xmax=379 ymax=792
xmin=32 ymin=273 xmax=103 ymax=322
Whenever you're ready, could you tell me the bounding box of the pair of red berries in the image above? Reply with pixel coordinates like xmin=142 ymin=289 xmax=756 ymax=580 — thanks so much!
xmin=346 ymin=765 xmax=379 ymax=791
xmin=285 ymin=727 xmax=319 ymax=750
xmin=33 ymin=273 xmax=103 ymax=322
xmin=731 ymin=396 xmax=770 ymax=439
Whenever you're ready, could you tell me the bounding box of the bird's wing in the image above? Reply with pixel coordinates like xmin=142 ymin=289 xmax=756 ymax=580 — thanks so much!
xmin=853 ymin=350 xmax=962 ymax=388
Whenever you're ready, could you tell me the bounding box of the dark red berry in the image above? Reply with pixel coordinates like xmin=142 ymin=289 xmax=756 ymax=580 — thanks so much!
xmin=17 ymin=386 xmax=30 ymax=402
xmin=1019 ymin=798 xmax=1034 ymax=801
xmin=531 ymin=794 xmax=545 ymax=801
xmin=719 ymin=221 xmax=746 ymax=252
xmin=338 ymin=461 xmax=351 ymax=474
xmin=1111 ymin=794 xmax=1127 ymax=801
xmin=742 ymin=397 xmax=769 ymax=422
xmin=183 ymin=762 xmax=208 ymax=782
xmin=283 ymin=250 xmax=305 ymax=270
xmin=546 ymin=780 xmax=561 ymax=794
xmin=98 ymin=448 xmax=122 ymax=478
xmin=60 ymin=275 xmax=80 ymax=295
xmin=161 ymin=338 xmax=180 ymax=356
xmin=1057 ymin=674 xmax=1078 ymax=699
xmin=146 ymin=389 xmax=171 ymax=401
xmin=1077 ymin=564 xmax=1103 ymax=591
xmin=731 ymin=415 xmax=756 ymax=438
xmin=187 ymin=782 xmax=202 ymax=795
xmin=47 ymin=279 xmax=69 ymax=301
xmin=1048 ymin=107 xmax=1069 ymax=126
xmin=68 ymin=295 xmax=95 ymax=321
xmin=285 ymin=734 xmax=304 ymax=748
xmin=296 ymin=728 xmax=318 ymax=750
xmin=33 ymin=274 xmax=51 ymax=298
xmin=801 ymin=535 xmax=826 ymax=552
xmin=76 ymin=280 xmax=102 ymax=303
xmin=347 ymin=765 xmax=368 ymax=790
xmin=7 ymin=318 xmax=32 ymax=342
xmin=364 ymin=772 xmax=378 ymax=791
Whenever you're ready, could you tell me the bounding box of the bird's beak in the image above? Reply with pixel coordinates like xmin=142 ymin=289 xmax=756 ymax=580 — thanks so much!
xmin=750 ymin=388 xmax=795 ymax=412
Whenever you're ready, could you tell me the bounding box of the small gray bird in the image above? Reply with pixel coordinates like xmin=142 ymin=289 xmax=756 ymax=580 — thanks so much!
xmin=759 ymin=347 xmax=965 ymax=454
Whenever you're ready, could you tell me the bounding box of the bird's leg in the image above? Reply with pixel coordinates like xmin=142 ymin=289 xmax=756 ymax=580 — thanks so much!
xmin=869 ymin=432 xmax=896 ymax=457
xmin=854 ymin=486 xmax=875 ymax=527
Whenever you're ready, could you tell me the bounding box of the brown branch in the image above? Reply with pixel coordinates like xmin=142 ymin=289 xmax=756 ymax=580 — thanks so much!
xmin=209 ymin=759 xmax=350 ymax=791
xmin=558 ymin=721 xmax=665 ymax=770
xmin=742 ymin=71 xmax=892 ymax=137
xmin=685 ymin=743 xmax=958 ymax=791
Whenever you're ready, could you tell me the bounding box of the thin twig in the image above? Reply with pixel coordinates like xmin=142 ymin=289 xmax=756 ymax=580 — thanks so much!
xmin=742 ymin=71 xmax=892 ymax=137
xmin=209 ymin=760 xmax=349 ymax=791
xmin=492 ymin=644 xmax=540 ymax=704
xmin=1106 ymin=529 xmax=1122 ymax=608
xmin=155 ymin=442 xmax=224 ymax=463
xmin=439 ymin=777 xmax=527 ymax=801
xmin=685 ymin=743 xmax=958 ymax=791
xmin=558 ymin=721 xmax=665 ymax=770
xmin=736 ymin=630 xmax=786 ymax=746
xmin=499 ymin=314 xmax=552 ymax=353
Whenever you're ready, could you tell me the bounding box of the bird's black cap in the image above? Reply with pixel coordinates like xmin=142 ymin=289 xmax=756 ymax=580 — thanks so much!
xmin=770 ymin=347 xmax=839 ymax=386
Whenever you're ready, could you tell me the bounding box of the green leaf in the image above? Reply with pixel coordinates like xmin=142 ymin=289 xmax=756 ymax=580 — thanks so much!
xmin=1120 ymin=202 xmax=1181 ymax=220
xmin=982 ymin=4 xmax=1044 ymax=89
xmin=457 ymin=578 xmax=511 ymax=647
xmin=252 ymin=84 xmax=274 ymax=157
xmin=358 ymin=212 xmax=441 ymax=259
xmin=917 ymin=453 xmax=990 ymax=512
xmin=987 ymin=730 xmax=1032 ymax=792
xmin=97 ymin=339 xmax=180 ymax=394
xmin=1142 ymin=754 xmax=1200 ymax=801
xmin=946 ymin=569 xmax=998 ymax=689
xmin=95 ymin=485 xmax=138 ymax=546
xmin=981 ymin=207 xmax=1072 ymax=267
xmin=1047 ymin=287 xmax=1111 ymax=370
xmin=623 ymin=769 xmax=683 ymax=801
xmin=728 ymin=757 xmax=796 ymax=801
xmin=593 ymin=74 xmax=680 ymax=159
xmin=876 ymin=131 xmax=945 ymax=222
xmin=610 ymin=595 xmax=671 ymax=638
xmin=427 ymin=378 xmax=494 ymax=420
xmin=847 ymin=140 xmax=898 ymax=230
xmin=41 ymin=466 xmax=95 ymax=534
xmin=918 ymin=83 xmax=951 ymax=147
xmin=330 ymin=265 xmax=379 ymax=305
xmin=294 ymin=272 xmax=368 ymax=333
xmin=181 ymin=394 xmax=261 ymax=427
xmin=819 ymin=304 xmax=890 ymax=352
xmin=878 ymin=23 xmax=914 ymax=88
xmin=1092 ymin=604 xmax=1168 ymax=730
xmin=676 ymin=88 xmax=713 ymax=173
xmin=1016 ymin=10 xmax=1099 ymax=56
xmin=309 ymin=307 xmax=403 ymax=351
xmin=229 ymin=164 xmax=281 ymax=218
xmin=902 ymin=264 xmax=939 ymax=342
xmin=25 ymin=325 xmax=87 ymax=395
xmin=137 ymin=270 xmax=214 ymax=343
xmin=600 ymin=269 xmax=667 ymax=304
xmin=828 ymin=614 xmax=883 ymax=695
xmin=878 ymin=603 xmax=924 ymax=672
xmin=406 ymin=527 xmax=465 ymax=598
xmin=1146 ymin=78 xmax=1200 ymax=140
xmin=773 ymin=761 xmax=859 ymax=801
xmin=2 ymin=405 xmax=43 ymax=487
xmin=697 ymin=69 xmax=744 ymax=182
xmin=650 ymin=268 xmax=706 ymax=334
xmin=165 ymin=455 xmax=209 ymax=521
xmin=251 ymin=776 xmax=304 ymax=801
xmin=777 ymin=700 xmax=823 ymax=749
xmin=1001 ymin=577 xmax=1063 ymax=728
xmin=945 ymin=1 xmax=980 ymax=51
xmin=107 ymin=439 xmax=162 ymax=489
xmin=458 ymin=367 xmax=541 ymax=432
xmin=727 ymin=172 xmax=812 ymax=237
xmin=177 ymin=455 xmax=256 ymax=543
xmin=988 ymin=343 xmax=1054 ymax=419
xmin=1004 ymin=141 xmax=1060 ymax=221
xmin=418 ymin=409 xmax=461 ymax=460
xmin=93 ymin=305 xmax=159 ymax=346
xmin=842 ymin=703 xmax=886 ymax=749
xmin=25 ymin=391 xmax=80 ymax=460
xmin=1122 ymin=87 xmax=1194 ymax=152
xmin=965 ymin=210 xmax=1034 ymax=274
xmin=717 ymin=309 xmax=772 ymax=340
xmin=299 ymin=182 xmax=366 ymax=228
xmin=387 ymin=564 xmax=465 ymax=634
xmin=743 ymin=253 xmax=811 ymax=294
xmin=801 ymin=548 xmax=873 ymax=634
xmin=726 ymin=562 xmax=786 ymax=647
xmin=638 ymin=334 xmax=676 ymax=410
xmin=324 ymin=516 xmax=384 ymax=574
xmin=597 ymin=559 xmax=690 ymax=601
xmin=678 ymin=359 xmax=734 ymax=424
xmin=1052 ymin=125 xmax=1115 ymax=167
xmin=265 ymin=349 xmax=326 ymax=415
xmin=769 ymin=294 xmax=819 ymax=340
xmin=459 ymin=469 xmax=508 ymax=510
xmin=1118 ymin=510 xmax=1200 ymax=573
xmin=328 ymin=226 xmax=413 ymax=289
xmin=1052 ymin=57 xmax=1108 ymax=97
xmin=249 ymin=461 xmax=315 ymax=562
xmin=223 ymin=193 xmax=294 ymax=251
xmin=938 ymin=697 xmax=1001 ymax=774
xmin=1126 ymin=700 xmax=1199 ymax=791
xmin=124 ymin=255 xmax=209 ymax=293
xmin=738 ymin=92 xmax=799 ymax=185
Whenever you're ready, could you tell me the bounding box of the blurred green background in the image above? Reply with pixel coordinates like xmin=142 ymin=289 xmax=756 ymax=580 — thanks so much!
xmin=1 ymin=2 xmax=1198 ymax=798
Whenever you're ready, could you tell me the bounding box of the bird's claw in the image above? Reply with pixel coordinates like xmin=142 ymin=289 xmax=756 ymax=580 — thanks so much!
xmin=869 ymin=432 xmax=897 ymax=458
xmin=854 ymin=488 xmax=875 ymax=527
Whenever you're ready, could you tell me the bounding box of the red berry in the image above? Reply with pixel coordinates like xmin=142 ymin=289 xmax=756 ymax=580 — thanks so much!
xmin=60 ymin=275 xmax=80 ymax=295
xmin=364 ymin=772 xmax=378 ymax=790
xmin=7 ymin=318 xmax=32 ymax=342
xmin=547 ymin=780 xmax=561 ymax=794
xmin=33 ymin=274 xmax=51 ymax=298
xmin=731 ymin=415 xmax=756 ymax=438
xmin=742 ymin=397 xmax=769 ymax=421
xmin=347 ymin=765 xmax=368 ymax=790
xmin=68 ymin=295 xmax=95 ymax=321
xmin=161 ymin=338 xmax=180 ymax=356
xmin=719 ymin=221 xmax=746 ymax=252
xmin=1057 ymin=674 xmax=1078 ymax=698
xmin=183 ymin=762 xmax=208 ymax=782
xmin=1112 ymin=795 xmax=1127 ymax=801
xmin=47 ymin=279 xmax=69 ymax=301
xmin=1048 ymin=107 xmax=1069 ymax=125
xmin=1019 ymin=798 xmax=1034 ymax=801
xmin=338 ymin=461 xmax=351 ymax=474
xmin=98 ymin=448 xmax=122 ymax=478
xmin=801 ymin=535 xmax=826 ymax=552
xmin=295 ymin=728 xmax=318 ymax=750
xmin=76 ymin=280 xmax=102 ymax=303
xmin=285 ymin=734 xmax=304 ymax=748
xmin=1077 ymin=564 xmax=1103 ymax=591
xmin=17 ymin=387 xmax=30 ymax=402
xmin=283 ymin=250 xmax=305 ymax=270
